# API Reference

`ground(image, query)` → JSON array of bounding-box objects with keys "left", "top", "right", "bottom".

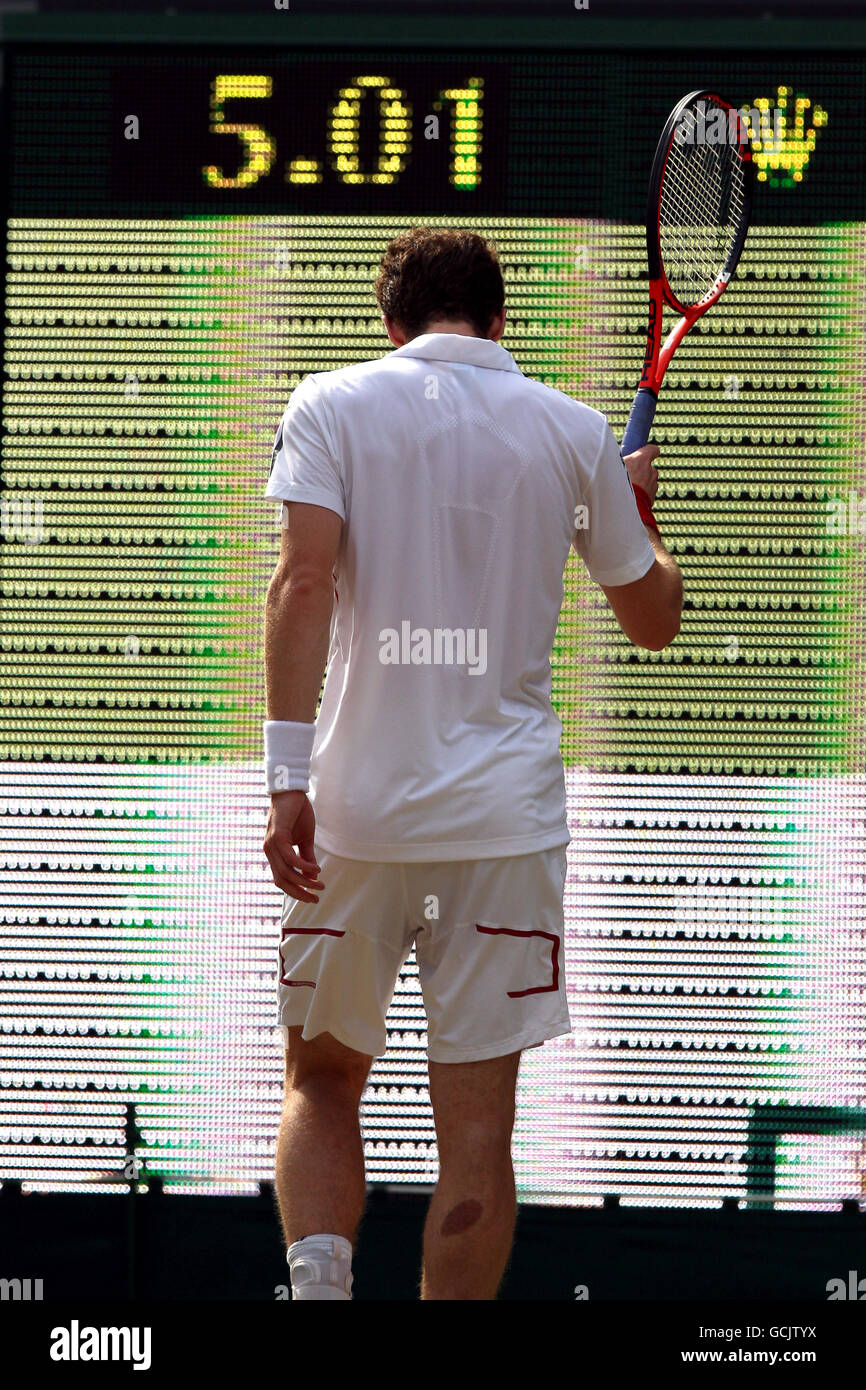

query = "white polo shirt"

[{"left": 265, "top": 332, "right": 655, "bottom": 861}]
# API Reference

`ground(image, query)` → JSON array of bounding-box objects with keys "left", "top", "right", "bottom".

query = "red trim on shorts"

[
  {"left": 474, "top": 925, "right": 560, "bottom": 997},
  {"left": 279, "top": 925, "right": 345, "bottom": 988}
]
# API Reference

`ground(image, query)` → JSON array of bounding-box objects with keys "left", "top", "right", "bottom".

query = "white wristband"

[{"left": 264, "top": 720, "right": 316, "bottom": 794}]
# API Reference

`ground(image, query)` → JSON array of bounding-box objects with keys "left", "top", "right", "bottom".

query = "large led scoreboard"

[{"left": 1, "top": 33, "right": 864, "bottom": 1207}]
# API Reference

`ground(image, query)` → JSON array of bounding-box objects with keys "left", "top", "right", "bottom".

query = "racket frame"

[{"left": 623, "top": 89, "right": 753, "bottom": 455}]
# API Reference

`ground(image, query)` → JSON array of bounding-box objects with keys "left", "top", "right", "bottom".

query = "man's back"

[{"left": 265, "top": 330, "right": 656, "bottom": 861}]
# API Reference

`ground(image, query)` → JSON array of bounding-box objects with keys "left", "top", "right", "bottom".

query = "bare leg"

[
  {"left": 420, "top": 1050, "right": 522, "bottom": 1300},
  {"left": 275, "top": 1027, "right": 373, "bottom": 1247}
]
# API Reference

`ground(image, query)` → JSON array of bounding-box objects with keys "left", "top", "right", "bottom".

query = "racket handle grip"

[{"left": 621, "top": 388, "right": 658, "bottom": 455}]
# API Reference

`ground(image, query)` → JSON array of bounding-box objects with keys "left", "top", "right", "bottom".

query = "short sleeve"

[
  {"left": 572, "top": 418, "right": 657, "bottom": 586},
  {"left": 264, "top": 373, "right": 346, "bottom": 520}
]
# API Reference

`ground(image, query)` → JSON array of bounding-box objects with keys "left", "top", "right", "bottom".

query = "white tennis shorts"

[{"left": 276, "top": 845, "right": 571, "bottom": 1063}]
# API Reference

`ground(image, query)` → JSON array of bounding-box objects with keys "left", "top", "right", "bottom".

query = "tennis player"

[{"left": 262, "top": 226, "right": 683, "bottom": 1300}]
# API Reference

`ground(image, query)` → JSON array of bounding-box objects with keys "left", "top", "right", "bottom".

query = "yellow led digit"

[
  {"left": 326, "top": 76, "right": 412, "bottom": 186},
  {"left": 434, "top": 76, "right": 483, "bottom": 190},
  {"left": 203, "top": 75, "right": 276, "bottom": 190}
]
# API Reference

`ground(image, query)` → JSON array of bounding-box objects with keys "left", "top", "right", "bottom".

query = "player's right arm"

[{"left": 598, "top": 444, "right": 682, "bottom": 652}]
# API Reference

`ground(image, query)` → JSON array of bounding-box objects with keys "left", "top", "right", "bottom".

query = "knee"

[
  {"left": 436, "top": 1114, "right": 515, "bottom": 1171},
  {"left": 428, "top": 1052, "right": 520, "bottom": 1172},
  {"left": 287, "top": 1063, "right": 369, "bottom": 1100},
  {"left": 284, "top": 1029, "right": 372, "bottom": 1100}
]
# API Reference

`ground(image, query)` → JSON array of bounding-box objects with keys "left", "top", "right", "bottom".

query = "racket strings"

[{"left": 659, "top": 102, "right": 748, "bottom": 309}]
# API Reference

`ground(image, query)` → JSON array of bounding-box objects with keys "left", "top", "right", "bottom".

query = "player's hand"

[
  {"left": 622, "top": 443, "right": 660, "bottom": 505},
  {"left": 263, "top": 791, "right": 325, "bottom": 902}
]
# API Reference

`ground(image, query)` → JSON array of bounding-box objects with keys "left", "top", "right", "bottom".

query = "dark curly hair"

[{"left": 375, "top": 226, "right": 505, "bottom": 340}]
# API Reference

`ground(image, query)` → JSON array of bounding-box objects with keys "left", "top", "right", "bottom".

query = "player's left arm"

[
  {"left": 264, "top": 499, "right": 342, "bottom": 723},
  {"left": 263, "top": 500, "right": 341, "bottom": 902}
]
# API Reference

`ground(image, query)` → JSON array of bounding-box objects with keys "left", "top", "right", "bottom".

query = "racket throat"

[{"left": 639, "top": 280, "right": 665, "bottom": 390}]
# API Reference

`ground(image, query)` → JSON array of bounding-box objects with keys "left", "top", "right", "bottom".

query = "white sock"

[{"left": 287, "top": 1234, "right": 354, "bottom": 1301}]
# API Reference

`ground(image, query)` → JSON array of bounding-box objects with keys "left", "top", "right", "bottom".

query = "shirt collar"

[{"left": 388, "top": 331, "right": 523, "bottom": 374}]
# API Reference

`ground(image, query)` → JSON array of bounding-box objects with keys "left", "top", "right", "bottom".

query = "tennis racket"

[{"left": 621, "top": 88, "right": 754, "bottom": 456}]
